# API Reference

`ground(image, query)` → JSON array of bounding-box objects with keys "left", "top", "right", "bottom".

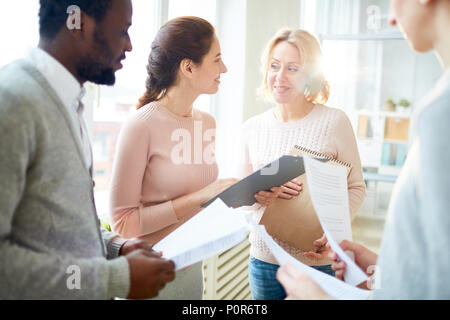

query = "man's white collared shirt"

[{"left": 25, "top": 48, "right": 93, "bottom": 173}]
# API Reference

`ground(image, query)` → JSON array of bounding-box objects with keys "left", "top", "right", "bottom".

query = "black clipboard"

[{"left": 201, "top": 155, "right": 308, "bottom": 208}]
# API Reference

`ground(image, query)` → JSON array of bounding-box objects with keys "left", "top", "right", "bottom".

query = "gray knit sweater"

[
  {"left": 0, "top": 60, "right": 130, "bottom": 299},
  {"left": 374, "top": 70, "right": 450, "bottom": 299}
]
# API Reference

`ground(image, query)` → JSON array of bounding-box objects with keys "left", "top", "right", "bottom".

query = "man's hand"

[
  {"left": 125, "top": 249, "right": 175, "bottom": 299},
  {"left": 119, "top": 239, "right": 162, "bottom": 257},
  {"left": 276, "top": 262, "right": 330, "bottom": 300}
]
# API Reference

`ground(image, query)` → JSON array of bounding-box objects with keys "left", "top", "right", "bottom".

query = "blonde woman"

[{"left": 239, "top": 29, "right": 366, "bottom": 300}]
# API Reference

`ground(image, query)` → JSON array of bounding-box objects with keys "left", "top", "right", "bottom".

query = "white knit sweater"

[{"left": 238, "top": 104, "right": 366, "bottom": 266}]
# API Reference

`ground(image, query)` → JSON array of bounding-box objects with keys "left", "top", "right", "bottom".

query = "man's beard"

[{"left": 76, "top": 28, "right": 117, "bottom": 85}]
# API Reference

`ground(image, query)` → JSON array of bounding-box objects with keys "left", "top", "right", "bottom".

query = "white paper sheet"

[
  {"left": 251, "top": 221, "right": 371, "bottom": 300},
  {"left": 153, "top": 199, "right": 249, "bottom": 270},
  {"left": 303, "top": 156, "right": 368, "bottom": 286}
]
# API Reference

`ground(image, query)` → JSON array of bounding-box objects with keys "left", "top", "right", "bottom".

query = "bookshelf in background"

[
  {"left": 314, "top": 0, "right": 441, "bottom": 221},
  {"left": 320, "top": 32, "right": 416, "bottom": 220},
  {"left": 356, "top": 109, "right": 411, "bottom": 171}
]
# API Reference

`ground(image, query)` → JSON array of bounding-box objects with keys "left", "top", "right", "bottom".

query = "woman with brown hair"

[{"left": 109, "top": 16, "right": 236, "bottom": 299}]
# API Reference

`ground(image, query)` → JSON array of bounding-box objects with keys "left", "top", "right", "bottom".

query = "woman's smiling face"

[
  {"left": 267, "top": 41, "right": 306, "bottom": 104},
  {"left": 191, "top": 35, "right": 228, "bottom": 95}
]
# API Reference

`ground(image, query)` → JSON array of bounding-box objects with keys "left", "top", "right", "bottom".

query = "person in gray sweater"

[
  {"left": 276, "top": 0, "right": 450, "bottom": 299},
  {"left": 0, "top": 0, "right": 175, "bottom": 299}
]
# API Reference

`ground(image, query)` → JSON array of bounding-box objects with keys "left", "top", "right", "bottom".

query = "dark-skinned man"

[{"left": 0, "top": 0, "right": 175, "bottom": 299}]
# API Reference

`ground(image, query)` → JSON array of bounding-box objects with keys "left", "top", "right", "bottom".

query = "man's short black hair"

[{"left": 39, "top": 0, "right": 113, "bottom": 39}]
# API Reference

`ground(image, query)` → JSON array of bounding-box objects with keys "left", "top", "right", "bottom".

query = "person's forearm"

[
  {"left": 348, "top": 183, "right": 366, "bottom": 220},
  {"left": 0, "top": 240, "right": 129, "bottom": 299},
  {"left": 171, "top": 189, "right": 206, "bottom": 220},
  {"left": 112, "top": 187, "right": 212, "bottom": 239}
]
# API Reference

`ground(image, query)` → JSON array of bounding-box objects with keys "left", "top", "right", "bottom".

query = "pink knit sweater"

[
  {"left": 109, "top": 102, "right": 218, "bottom": 243},
  {"left": 238, "top": 105, "right": 366, "bottom": 266}
]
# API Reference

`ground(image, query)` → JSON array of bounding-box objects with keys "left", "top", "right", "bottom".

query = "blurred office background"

[{"left": 0, "top": 0, "right": 442, "bottom": 299}]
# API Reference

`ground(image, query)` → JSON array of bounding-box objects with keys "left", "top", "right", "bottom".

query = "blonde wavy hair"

[{"left": 258, "top": 28, "right": 330, "bottom": 105}]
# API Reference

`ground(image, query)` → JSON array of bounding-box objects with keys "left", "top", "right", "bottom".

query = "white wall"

[
  {"left": 213, "top": 0, "right": 247, "bottom": 128},
  {"left": 214, "top": 0, "right": 301, "bottom": 128},
  {"left": 380, "top": 41, "right": 441, "bottom": 110},
  {"left": 213, "top": 0, "right": 300, "bottom": 177},
  {"left": 413, "top": 51, "right": 442, "bottom": 104},
  {"left": 242, "top": 0, "right": 300, "bottom": 121}
]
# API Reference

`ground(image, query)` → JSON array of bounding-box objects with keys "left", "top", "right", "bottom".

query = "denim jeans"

[{"left": 248, "top": 256, "right": 335, "bottom": 300}]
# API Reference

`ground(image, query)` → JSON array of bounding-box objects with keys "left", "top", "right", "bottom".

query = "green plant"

[
  {"left": 101, "top": 220, "right": 112, "bottom": 232},
  {"left": 383, "top": 98, "right": 396, "bottom": 111},
  {"left": 398, "top": 99, "right": 410, "bottom": 107},
  {"left": 386, "top": 98, "right": 395, "bottom": 105}
]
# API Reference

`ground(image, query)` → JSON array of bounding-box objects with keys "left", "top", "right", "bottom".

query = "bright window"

[
  {"left": 169, "top": 0, "right": 216, "bottom": 25},
  {"left": 0, "top": 1, "right": 39, "bottom": 67}
]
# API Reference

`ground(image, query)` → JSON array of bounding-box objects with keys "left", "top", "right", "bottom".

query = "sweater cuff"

[
  {"left": 106, "top": 256, "right": 130, "bottom": 299},
  {"left": 107, "top": 235, "right": 128, "bottom": 259}
]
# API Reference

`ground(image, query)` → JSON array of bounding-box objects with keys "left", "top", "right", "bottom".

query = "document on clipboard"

[
  {"left": 250, "top": 156, "right": 367, "bottom": 287},
  {"left": 303, "top": 156, "right": 368, "bottom": 286},
  {"left": 201, "top": 155, "right": 308, "bottom": 208},
  {"left": 259, "top": 146, "right": 352, "bottom": 252}
]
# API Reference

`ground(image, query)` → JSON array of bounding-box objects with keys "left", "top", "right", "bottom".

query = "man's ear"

[{"left": 180, "top": 58, "right": 195, "bottom": 79}]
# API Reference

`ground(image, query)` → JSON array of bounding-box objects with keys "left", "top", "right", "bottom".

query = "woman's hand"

[
  {"left": 303, "top": 234, "right": 330, "bottom": 260},
  {"left": 254, "top": 179, "right": 302, "bottom": 207},
  {"left": 328, "top": 240, "right": 378, "bottom": 288}
]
